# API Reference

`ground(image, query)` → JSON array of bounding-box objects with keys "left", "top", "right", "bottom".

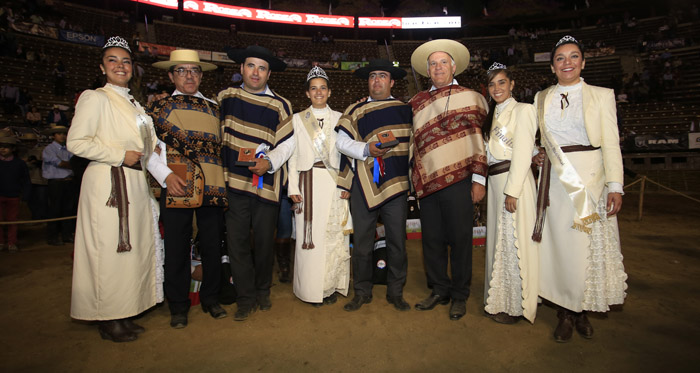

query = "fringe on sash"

[{"left": 107, "top": 166, "right": 132, "bottom": 253}]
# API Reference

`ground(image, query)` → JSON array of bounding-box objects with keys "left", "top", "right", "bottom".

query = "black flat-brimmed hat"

[
  {"left": 354, "top": 59, "right": 407, "bottom": 80},
  {"left": 226, "top": 45, "right": 287, "bottom": 72}
]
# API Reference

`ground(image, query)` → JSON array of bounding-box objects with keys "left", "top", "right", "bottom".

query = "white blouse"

[{"left": 544, "top": 79, "right": 591, "bottom": 147}]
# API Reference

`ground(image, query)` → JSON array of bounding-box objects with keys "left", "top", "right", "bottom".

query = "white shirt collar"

[
  {"left": 367, "top": 95, "right": 394, "bottom": 102},
  {"left": 172, "top": 89, "right": 216, "bottom": 104},
  {"left": 430, "top": 79, "right": 459, "bottom": 92}
]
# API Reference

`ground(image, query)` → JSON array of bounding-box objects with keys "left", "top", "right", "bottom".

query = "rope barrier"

[{"left": 0, "top": 215, "right": 76, "bottom": 225}]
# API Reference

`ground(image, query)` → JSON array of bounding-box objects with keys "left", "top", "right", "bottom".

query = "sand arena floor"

[{"left": 1, "top": 191, "right": 699, "bottom": 372}]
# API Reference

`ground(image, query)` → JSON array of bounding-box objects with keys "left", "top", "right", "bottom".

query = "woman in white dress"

[
  {"left": 288, "top": 66, "right": 352, "bottom": 306},
  {"left": 533, "top": 35, "right": 627, "bottom": 342},
  {"left": 68, "top": 36, "right": 163, "bottom": 342},
  {"left": 482, "top": 62, "right": 539, "bottom": 324}
]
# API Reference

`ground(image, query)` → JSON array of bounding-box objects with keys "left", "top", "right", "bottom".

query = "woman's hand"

[
  {"left": 607, "top": 192, "right": 622, "bottom": 216},
  {"left": 505, "top": 195, "right": 518, "bottom": 213},
  {"left": 290, "top": 195, "right": 303, "bottom": 203},
  {"left": 123, "top": 151, "right": 143, "bottom": 167},
  {"left": 340, "top": 191, "right": 350, "bottom": 199}
]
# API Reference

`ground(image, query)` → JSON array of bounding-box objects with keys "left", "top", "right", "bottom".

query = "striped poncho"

[
  {"left": 218, "top": 87, "right": 293, "bottom": 204},
  {"left": 336, "top": 98, "right": 412, "bottom": 210},
  {"left": 409, "top": 85, "right": 488, "bottom": 199}
]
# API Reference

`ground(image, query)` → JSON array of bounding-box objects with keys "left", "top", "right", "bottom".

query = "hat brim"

[
  {"left": 354, "top": 65, "right": 407, "bottom": 80},
  {"left": 226, "top": 47, "right": 287, "bottom": 72},
  {"left": 152, "top": 60, "right": 217, "bottom": 71},
  {"left": 411, "top": 39, "right": 470, "bottom": 78},
  {"left": 44, "top": 128, "right": 68, "bottom": 135}
]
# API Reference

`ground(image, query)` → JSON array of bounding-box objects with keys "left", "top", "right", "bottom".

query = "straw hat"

[
  {"left": 44, "top": 125, "right": 69, "bottom": 135},
  {"left": 153, "top": 49, "right": 217, "bottom": 71},
  {"left": 410, "top": 39, "right": 470, "bottom": 78},
  {"left": 0, "top": 136, "right": 17, "bottom": 146}
]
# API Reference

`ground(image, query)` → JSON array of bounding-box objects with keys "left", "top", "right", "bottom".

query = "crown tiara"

[
  {"left": 555, "top": 35, "right": 579, "bottom": 47},
  {"left": 103, "top": 36, "right": 131, "bottom": 53},
  {"left": 488, "top": 62, "right": 507, "bottom": 71},
  {"left": 307, "top": 66, "right": 329, "bottom": 82}
]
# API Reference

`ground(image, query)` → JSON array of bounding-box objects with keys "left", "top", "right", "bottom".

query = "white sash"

[{"left": 300, "top": 108, "right": 338, "bottom": 181}]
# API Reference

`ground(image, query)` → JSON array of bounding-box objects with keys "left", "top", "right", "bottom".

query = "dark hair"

[
  {"left": 305, "top": 76, "right": 329, "bottom": 91},
  {"left": 100, "top": 46, "right": 133, "bottom": 61},
  {"left": 481, "top": 68, "right": 514, "bottom": 141},
  {"left": 550, "top": 39, "right": 585, "bottom": 65}
]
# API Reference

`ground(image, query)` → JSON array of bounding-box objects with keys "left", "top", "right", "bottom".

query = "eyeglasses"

[{"left": 172, "top": 68, "right": 202, "bottom": 77}]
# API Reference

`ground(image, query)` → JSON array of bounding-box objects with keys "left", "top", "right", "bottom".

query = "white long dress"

[
  {"left": 484, "top": 98, "right": 539, "bottom": 323},
  {"left": 536, "top": 81, "right": 627, "bottom": 313},
  {"left": 288, "top": 105, "right": 352, "bottom": 303},
  {"left": 68, "top": 84, "right": 164, "bottom": 320}
]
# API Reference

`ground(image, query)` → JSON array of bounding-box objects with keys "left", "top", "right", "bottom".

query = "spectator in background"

[
  {"left": 18, "top": 132, "right": 48, "bottom": 221},
  {"left": 0, "top": 136, "right": 31, "bottom": 253},
  {"left": 42, "top": 125, "right": 74, "bottom": 246},
  {"left": 53, "top": 61, "right": 67, "bottom": 96},
  {"left": 26, "top": 106, "right": 41, "bottom": 126},
  {"left": 46, "top": 105, "right": 68, "bottom": 126},
  {"left": 1, "top": 79, "right": 19, "bottom": 114}
]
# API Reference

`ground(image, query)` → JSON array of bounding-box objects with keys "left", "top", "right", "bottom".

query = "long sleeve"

[
  {"left": 66, "top": 90, "right": 126, "bottom": 167},
  {"left": 146, "top": 140, "right": 171, "bottom": 187},
  {"left": 335, "top": 131, "right": 367, "bottom": 160},
  {"left": 267, "top": 135, "right": 295, "bottom": 173},
  {"left": 504, "top": 104, "right": 538, "bottom": 198},
  {"left": 598, "top": 89, "right": 624, "bottom": 186}
]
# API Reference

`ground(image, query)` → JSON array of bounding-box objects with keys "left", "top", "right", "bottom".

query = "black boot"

[
  {"left": 554, "top": 307, "right": 575, "bottom": 343},
  {"left": 275, "top": 239, "right": 292, "bottom": 283}
]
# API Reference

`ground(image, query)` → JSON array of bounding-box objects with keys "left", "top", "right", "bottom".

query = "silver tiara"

[
  {"left": 307, "top": 66, "right": 329, "bottom": 82},
  {"left": 555, "top": 35, "right": 578, "bottom": 47},
  {"left": 103, "top": 36, "right": 131, "bottom": 53},
  {"left": 488, "top": 62, "right": 507, "bottom": 71}
]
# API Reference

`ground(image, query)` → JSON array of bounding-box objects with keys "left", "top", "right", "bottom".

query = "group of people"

[{"left": 64, "top": 34, "right": 627, "bottom": 345}]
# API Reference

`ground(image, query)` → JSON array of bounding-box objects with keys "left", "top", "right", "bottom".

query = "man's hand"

[
  {"left": 505, "top": 195, "right": 518, "bottom": 213},
  {"left": 165, "top": 173, "right": 187, "bottom": 197},
  {"left": 606, "top": 192, "right": 622, "bottom": 217},
  {"left": 533, "top": 147, "right": 545, "bottom": 167},
  {"left": 58, "top": 160, "right": 71, "bottom": 169},
  {"left": 340, "top": 191, "right": 350, "bottom": 199},
  {"left": 368, "top": 142, "right": 389, "bottom": 158},
  {"left": 249, "top": 158, "right": 271, "bottom": 176},
  {"left": 290, "top": 195, "right": 302, "bottom": 203},
  {"left": 471, "top": 182, "right": 485, "bottom": 203},
  {"left": 123, "top": 151, "right": 143, "bottom": 167}
]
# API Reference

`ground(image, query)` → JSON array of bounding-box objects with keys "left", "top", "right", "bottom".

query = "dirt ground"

[{"left": 1, "top": 191, "right": 699, "bottom": 372}]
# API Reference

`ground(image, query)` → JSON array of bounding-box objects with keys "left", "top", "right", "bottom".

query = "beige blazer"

[
  {"left": 535, "top": 81, "right": 623, "bottom": 185},
  {"left": 488, "top": 101, "right": 538, "bottom": 199},
  {"left": 288, "top": 107, "right": 342, "bottom": 196}
]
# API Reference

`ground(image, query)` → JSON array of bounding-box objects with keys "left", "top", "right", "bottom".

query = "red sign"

[
  {"left": 133, "top": 0, "right": 354, "bottom": 28},
  {"left": 358, "top": 17, "right": 402, "bottom": 29}
]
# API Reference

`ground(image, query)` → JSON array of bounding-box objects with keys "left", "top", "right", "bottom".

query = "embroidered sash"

[{"left": 535, "top": 88, "right": 603, "bottom": 237}]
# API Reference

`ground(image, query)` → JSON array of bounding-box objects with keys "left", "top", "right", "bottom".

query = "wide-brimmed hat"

[
  {"left": 411, "top": 39, "right": 470, "bottom": 78},
  {"left": 226, "top": 45, "right": 287, "bottom": 72},
  {"left": 354, "top": 59, "right": 407, "bottom": 80},
  {"left": 0, "top": 136, "right": 17, "bottom": 146},
  {"left": 153, "top": 49, "right": 217, "bottom": 71},
  {"left": 19, "top": 132, "right": 38, "bottom": 140},
  {"left": 44, "top": 125, "right": 69, "bottom": 135}
]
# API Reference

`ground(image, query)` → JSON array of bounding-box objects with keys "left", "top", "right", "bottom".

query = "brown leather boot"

[
  {"left": 574, "top": 311, "right": 594, "bottom": 339},
  {"left": 98, "top": 320, "right": 137, "bottom": 342},
  {"left": 554, "top": 308, "right": 575, "bottom": 343},
  {"left": 275, "top": 239, "right": 292, "bottom": 283}
]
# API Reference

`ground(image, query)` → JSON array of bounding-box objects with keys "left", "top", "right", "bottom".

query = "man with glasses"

[
  {"left": 148, "top": 50, "right": 229, "bottom": 329},
  {"left": 335, "top": 59, "right": 413, "bottom": 312}
]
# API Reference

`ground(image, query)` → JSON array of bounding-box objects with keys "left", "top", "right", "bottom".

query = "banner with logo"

[
  {"left": 139, "top": 42, "right": 177, "bottom": 56},
  {"left": 59, "top": 30, "right": 105, "bottom": 47},
  {"left": 633, "top": 133, "right": 688, "bottom": 151},
  {"left": 689, "top": 133, "right": 700, "bottom": 150}
]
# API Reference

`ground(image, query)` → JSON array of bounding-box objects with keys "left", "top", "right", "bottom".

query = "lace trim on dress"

[
  {"left": 582, "top": 190, "right": 628, "bottom": 311},
  {"left": 322, "top": 188, "right": 351, "bottom": 297},
  {"left": 149, "top": 198, "right": 165, "bottom": 303},
  {"left": 485, "top": 202, "right": 524, "bottom": 317}
]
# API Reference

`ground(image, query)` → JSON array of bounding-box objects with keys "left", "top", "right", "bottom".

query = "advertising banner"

[
  {"left": 59, "top": 30, "right": 105, "bottom": 47},
  {"left": 139, "top": 42, "right": 177, "bottom": 56},
  {"left": 633, "top": 133, "right": 688, "bottom": 151},
  {"left": 340, "top": 61, "right": 369, "bottom": 71},
  {"left": 689, "top": 133, "right": 700, "bottom": 150}
]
